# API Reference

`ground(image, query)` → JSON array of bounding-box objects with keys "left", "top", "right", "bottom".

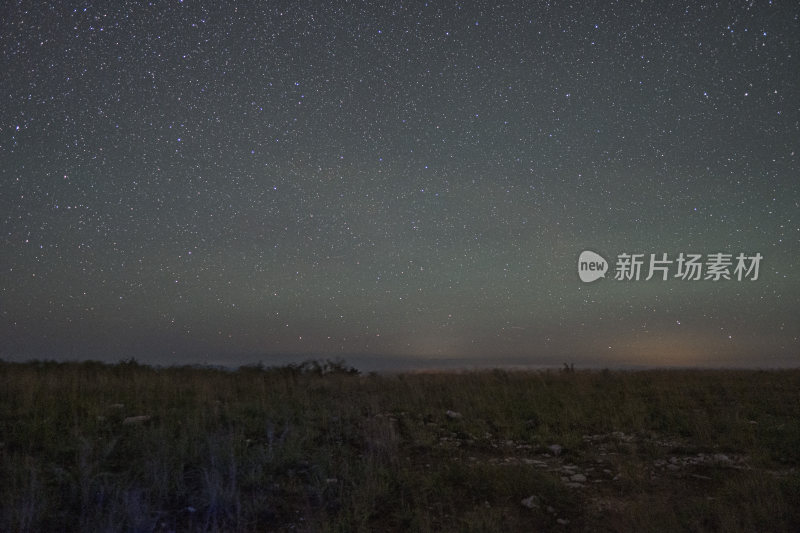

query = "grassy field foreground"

[{"left": 1, "top": 360, "right": 799, "bottom": 532}]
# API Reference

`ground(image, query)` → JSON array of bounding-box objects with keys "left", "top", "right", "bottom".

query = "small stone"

[
  {"left": 522, "top": 458, "right": 548, "bottom": 467},
  {"left": 521, "top": 495, "right": 540, "bottom": 509},
  {"left": 122, "top": 415, "right": 151, "bottom": 425},
  {"left": 570, "top": 473, "right": 587, "bottom": 482},
  {"left": 556, "top": 518, "right": 570, "bottom": 525},
  {"left": 547, "top": 444, "right": 563, "bottom": 456},
  {"left": 445, "top": 410, "right": 463, "bottom": 419}
]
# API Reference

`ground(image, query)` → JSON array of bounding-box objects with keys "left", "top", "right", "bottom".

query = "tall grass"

[{"left": 1, "top": 360, "right": 798, "bottom": 531}]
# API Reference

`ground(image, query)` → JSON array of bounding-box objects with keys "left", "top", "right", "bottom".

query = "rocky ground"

[
  {"left": 370, "top": 408, "right": 798, "bottom": 530},
  {"left": 3, "top": 363, "right": 799, "bottom": 531}
]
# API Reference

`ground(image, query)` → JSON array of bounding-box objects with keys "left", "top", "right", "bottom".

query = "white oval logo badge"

[{"left": 578, "top": 250, "right": 608, "bottom": 283}]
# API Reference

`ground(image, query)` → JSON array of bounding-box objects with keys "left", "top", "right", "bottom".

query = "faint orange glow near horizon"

[{"left": 608, "top": 331, "right": 755, "bottom": 367}]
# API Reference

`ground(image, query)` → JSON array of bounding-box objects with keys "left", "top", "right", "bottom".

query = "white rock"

[
  {"left": 122, "top": 415, "right": 151, "bottom": 425},
  {"left": 570, "top": 473, "right": 587, "bottom": 482},
  {"left": 520, "top": 495, "right": 540, "bottom": 509},
  {"left": 547, "top": 444, "right": 563, "bottom": 456},
  {"left": 522, "top": 458, "right": 548, "bottom": 467},
  {"left": 445, "top": 410, "right": 463, "bottom": 419}
]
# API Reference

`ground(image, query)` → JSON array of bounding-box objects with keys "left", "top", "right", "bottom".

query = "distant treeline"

[{"left": 0, "top": 357, "right": 361, "bottom": 377}]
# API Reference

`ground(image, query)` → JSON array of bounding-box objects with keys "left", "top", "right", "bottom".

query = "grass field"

[{"left": 1, "top": 359, "right": 799, "bottom": 532}]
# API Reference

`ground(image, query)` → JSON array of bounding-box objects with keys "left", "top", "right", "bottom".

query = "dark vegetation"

[{"left": 1, "top": 359, "right": 799, "bottom": 531}]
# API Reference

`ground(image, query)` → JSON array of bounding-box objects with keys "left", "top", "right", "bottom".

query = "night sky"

[{"left": 2, "top": 1, "right": 798, "bottom": 370}]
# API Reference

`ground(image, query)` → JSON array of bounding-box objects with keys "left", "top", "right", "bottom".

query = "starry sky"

[{"left": 2, "top": 1, "right": 798, "bottom": 370}]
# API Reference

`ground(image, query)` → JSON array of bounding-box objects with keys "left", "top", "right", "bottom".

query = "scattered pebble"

[
  {"left": 520, "top": 494, "right": 540, "bottom": 509},
  {"left": 122, "top": 415, "right": 151, "bottom": 425},
  {"left": 522, "top": 458, "right": 548, "bottom": 467}
]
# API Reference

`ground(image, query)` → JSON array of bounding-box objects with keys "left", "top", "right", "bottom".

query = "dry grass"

[{"left": 1, "top": 360, "right": 799, "bottom": 531}]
